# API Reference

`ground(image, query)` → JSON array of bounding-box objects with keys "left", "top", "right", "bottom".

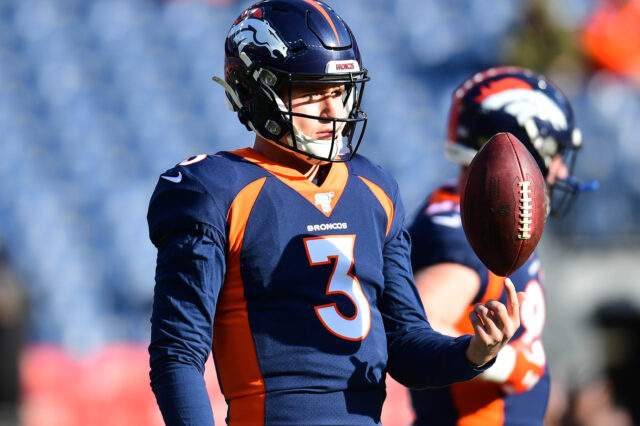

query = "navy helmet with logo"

[
  {"left": 213, "top": 0, "right": 369, "bottom": 162},
  {"left": 445, "top": 66, "right": 591, "bottom": 217}
]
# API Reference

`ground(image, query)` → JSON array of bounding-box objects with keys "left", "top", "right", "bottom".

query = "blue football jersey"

[
  {"left": 408, "top": 183, "right": 550, "bottom": 426},
  {"left": 147, "top": 150, "right": 486, "bottom": 425}
]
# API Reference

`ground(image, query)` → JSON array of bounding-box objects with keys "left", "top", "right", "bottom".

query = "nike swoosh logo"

[
  {"left": 431, "top": 215, "right": 462, "bottom": 228},
  {"left": 161, "top": 171, "right": 182, "bottom": 183}
]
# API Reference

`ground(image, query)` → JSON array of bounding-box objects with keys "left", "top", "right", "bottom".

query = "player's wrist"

[{"left": 464, "top": 338, "right": 494, "bottom": 368}]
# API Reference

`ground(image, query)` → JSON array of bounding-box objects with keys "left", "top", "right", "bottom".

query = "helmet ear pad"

[{"left": 224, "top": 60, "right": 289, "bottom": 140}]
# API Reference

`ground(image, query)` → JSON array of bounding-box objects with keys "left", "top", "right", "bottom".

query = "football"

[{"left": 460, "top": 132, "right": 547, "bottom": 277}]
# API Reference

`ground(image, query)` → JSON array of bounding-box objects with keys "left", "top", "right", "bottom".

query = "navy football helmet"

[
  {"left": 446, "top": 66, "right": 588, "bottom": 217},
  {"left": 213, "top": 0, "right": 369, "bottom": 162}
]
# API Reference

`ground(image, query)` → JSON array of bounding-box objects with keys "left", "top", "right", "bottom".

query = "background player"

[
  {"left": 147, "top": 2, "right": 523, "bottom": 425},
  {"left": 408, "top": 66, "right": 586, "bottom": 425}
]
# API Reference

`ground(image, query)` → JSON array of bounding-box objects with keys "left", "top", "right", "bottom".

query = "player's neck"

[{"left": 253, "top": 137, "right": 331, "bottom": 185}]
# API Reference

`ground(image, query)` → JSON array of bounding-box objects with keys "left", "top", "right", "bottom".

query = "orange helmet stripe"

[{"left": 302, "top": 0, "right": 340, "bottom": 44}]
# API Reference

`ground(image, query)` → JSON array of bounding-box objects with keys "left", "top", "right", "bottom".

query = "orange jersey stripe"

[
  {"left": 213, "top": 177, "right": 267, "bottom": 425},
  {"left": 483, "top": 272, "right": 506, "bottom": 303},
  {"left": 233, "top": 147, "right": 349, "bottom": 217},
  {"left": 451, "top": 272, "right": 507, "bottom": 424},
  {"left": 358, "top": 176, "right": 394, "bottom": 237},
  {"left": 450, "top": 380, "right": 505, "bottom": 426}
]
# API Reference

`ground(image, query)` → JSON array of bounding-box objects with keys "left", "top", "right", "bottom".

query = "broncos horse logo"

[
  {"left": 314, "top": 192, "right": 335, "bottom": 213},
  {"left": 230, "top": 8, "right": 288, "bottom": 59},
  {"left": 476, "top": 78, "right": 570, "bottom": 160},
  {"left": 475, "top": 78, "right": 568, "bottom": 132}
]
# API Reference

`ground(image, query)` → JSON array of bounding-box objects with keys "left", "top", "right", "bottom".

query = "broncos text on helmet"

[{"left": 213, "top": 0, "right": 369, "bottom": 163}]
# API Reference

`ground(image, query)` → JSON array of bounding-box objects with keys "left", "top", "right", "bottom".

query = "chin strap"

[
  {"left": 211, "top": 76, "right": 243, "bottom": 112},
  {"left": 213, "top": 56, "right": 347, "bottom": 162}
]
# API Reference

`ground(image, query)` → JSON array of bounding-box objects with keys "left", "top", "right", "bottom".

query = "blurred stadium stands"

[{"left": 1, "top": 0, "right": 640, "bottom": 424}]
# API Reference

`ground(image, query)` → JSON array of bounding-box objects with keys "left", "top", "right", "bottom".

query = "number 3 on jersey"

[{"left": 304, "top": 235, "right": 371, "bottom": 341}]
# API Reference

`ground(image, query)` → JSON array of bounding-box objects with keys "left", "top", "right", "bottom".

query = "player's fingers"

[
  {"left": 503, "top": 278, "right": 519, "bottom": 319},
  {"left": 474, "top": 303, "right": 502, "bottom": 342},
  {"left": 485, "top": 299, "right": 507, "bottom": 316},
  {"left": 485, "top": 299, "right": 507, "bottom": 330},
  {"left": 469, "top": 310, "right": 489, "bottom": 341},
  {"left": 474, "top": 303, "right": 490, "bottom": 321}
]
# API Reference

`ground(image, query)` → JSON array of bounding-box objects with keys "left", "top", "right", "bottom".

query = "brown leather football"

[{"left": 460, "top": 132, "right": 547, "bottom": 277}]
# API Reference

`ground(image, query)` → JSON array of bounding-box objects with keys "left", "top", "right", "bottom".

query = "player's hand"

[{"left": 465, "top": 278, "right": 526, "bottom": 367}]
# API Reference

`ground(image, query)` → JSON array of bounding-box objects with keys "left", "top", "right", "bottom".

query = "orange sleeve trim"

[
  {"left": 358, "top": 176, "right": 394, "bottom": 237},
  {"left": 213, "top": 177, "right": 267, "bottom": 425}
]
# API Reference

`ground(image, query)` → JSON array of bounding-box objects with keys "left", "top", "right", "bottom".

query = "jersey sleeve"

[
  {"left": 149, "top": 230, "right": 226, "bottom": 425},
  {"left": 408, "top": 205, "right": 485, "bottom": 274},
  {"left": 380, "top": 189, "right": 491, "bottom": 388},
  {"left": 147, "top": 165, "right": 229, "bottom": 425},
  {"left": 408, "top": 202, "right": 491, "bottom": 304}
]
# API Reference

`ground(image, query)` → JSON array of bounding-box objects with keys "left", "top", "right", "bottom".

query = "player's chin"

[{"left": 313, "top": 135, "right": 344, "bottom": 163}]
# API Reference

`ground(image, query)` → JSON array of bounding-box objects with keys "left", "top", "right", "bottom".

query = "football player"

[
  {"left": 408, "top": 66, "right": 587, "bottom": 425},
  {"left": 147, "top": 2, "right": 523, "bottom": 425}
]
